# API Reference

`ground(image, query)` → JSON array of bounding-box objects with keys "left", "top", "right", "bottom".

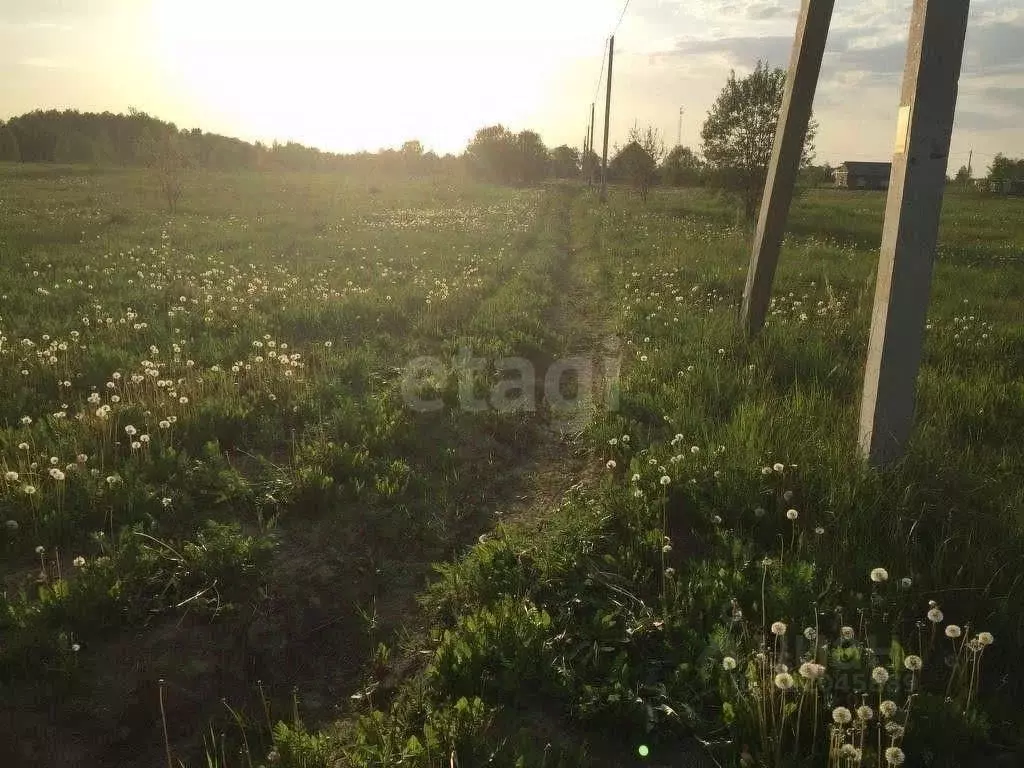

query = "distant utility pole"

[
  {"left": 677, "top": 106, "right": 684, "bottom": 147},
  {"left": 599, "top": 35, "right": 615, "bottom": 203},
  {"left": 589, "top": 102, "right": 596, "bottom": 186},
  {"left": 967, "top": 148, "right": 973, "bottom": 178}
]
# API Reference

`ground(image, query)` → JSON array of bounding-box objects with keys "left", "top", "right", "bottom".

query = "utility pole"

[
  {"left": 967, "top": 148, "right": 973, "bottom": 179},
  {"left": 677, "top": 106, "right": 683, "bottom": 148},
  {"left": 589, "top": 102, "right": 596, "bottom": 186},
  {"left": 858, "top": 0, "right": 970, "bottom": 466},
  {"left": 740, "top": 0, "right": 835, "bottom": 336},
  {"left": 599, "top": 35, "right": 614, "bottom": 203}
]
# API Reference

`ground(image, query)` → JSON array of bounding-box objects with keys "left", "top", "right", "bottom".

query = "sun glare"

[{"left": 148, "top": 0, "right": 615, "bottom": 153}]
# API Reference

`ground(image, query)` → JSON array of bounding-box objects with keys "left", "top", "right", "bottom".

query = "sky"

[{"left": 1, "top": 0, "right": 1022, "bottom": 172}]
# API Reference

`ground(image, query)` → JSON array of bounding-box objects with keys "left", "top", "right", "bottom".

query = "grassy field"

[{"left": 1, "top": 164, "right": 1022, "bottom": 767}]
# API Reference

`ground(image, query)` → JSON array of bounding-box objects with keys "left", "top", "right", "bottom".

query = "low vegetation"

[{"left": 1, "top": 160, "right": 1022, "bottom": 767}]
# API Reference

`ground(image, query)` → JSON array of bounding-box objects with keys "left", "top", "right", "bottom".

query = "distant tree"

[
  {"left": 137, "top": 129, "right": 192, "bottom": 213},
  {"left": 514, "top": 130, "right": 549, "bottom": 185},
  {"left": 799, "top": 162, "right": 834, "bottom": 187},
  {"left": 549, "top": 145, "right": 580, "bottom": 179},
  {"left": 0, "top": 123, "right": 19, "bottom": 162},
  {"left": 987, "top": 153, "right": 1024, "bottom": 185},
  {"left": 466, "top": 125, "right": 517, "bottom": 183},
  {"left": 701, "top": 61, "right": 817, "bottom": 221},
  {"left": 54, "top": 131, "right": 97, "bottom": 164},
  {"left": 609, "top": 124, "right": 665, "bottom": 202},
  {"left": 610, "top": 142, "right": 658, "bottom": 202},
  {"left": 953, "top": 165, "right": 971, "bottom": 186},
  {"left": 465, "top": 125, "right": 548, "bottom": 186},
  {"left": 662, "top": 145, "right": 704, "bottom": 186}
]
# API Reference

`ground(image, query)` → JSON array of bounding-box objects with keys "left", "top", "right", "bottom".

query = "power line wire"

[
  {"left": 591, "top": 38, "right": 608, "bottom": 105},
  {"left": 613, "top": 0, "right": 632, "bottom": 36}
]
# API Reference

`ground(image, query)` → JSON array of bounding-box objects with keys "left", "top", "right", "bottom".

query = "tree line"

[{"left": 0, "top": 108, "right": 465, "bottom": 177}]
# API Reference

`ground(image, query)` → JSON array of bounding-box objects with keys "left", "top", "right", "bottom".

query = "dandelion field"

[{"left": 1, "top": 164, "right": 1023, "bottom": 768}]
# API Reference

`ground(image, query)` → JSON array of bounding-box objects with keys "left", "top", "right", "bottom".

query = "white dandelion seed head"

[
  {"left": 904, "top": 655, "right": 923, "bottom": 671},
  {"left": 840, "top": 626, "right": 855, "bottom": 641},
  {"left": 977, "top": 631, "right": 994, "bottom": 646},
  {"left": 945, "top": 624, "right": 962, "bottom": 639},
  {"left": 606, "top": 460, "right": 616, "bottom": 470},
  {"left": 722, "top": 656, "right": 737, "bottom": 671},
  {"left": 774, "top": 672, "right": 794, "bottom": 690},
  {"left": 870, "top": 567, "right": 889, "bottom": 583},
  {"left": 884, "top": 746, "right": 905, "bottom": 765},
  {"left": 856, "top": 705, "right": 874, "bottom": 721},
  {"left": 72, "top": 556, "right": 85, "bottom": 567},
  {"left": 659, "top": 475, "right": 671, "bottom": 486},
  {"left": 770, "top": 621, "right": 787, "bottom": 636},
  {"left": 927, "top": 607, "right": 944, "bottom": 623},
  {"left": 772, "top": 462, "right": 785, "bottom": 473},
  {"left": 786, "top": 508, "right": 799, "bottom": 520},
  {"left": 832, "top": 706, "right": 853, "bottom": 725},
  {"left": 871, "top": 666, "right": 889, "bottom": 685},
  {"left": 880, "top": 700, "right": 898, "bottom": 718}
]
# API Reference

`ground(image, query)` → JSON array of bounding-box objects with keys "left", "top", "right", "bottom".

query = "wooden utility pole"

[
  {"left": 588, "top": 102, "right": 596, "bottom": 186},
  {"left": 739, "top": 0, "right": 836, "bottom": 337},
  {"left": 858, "top": 0, "right": 970, "bottom": 466},
  {"left": 599, "top": 35, "right": 614, "bottom": 203}
]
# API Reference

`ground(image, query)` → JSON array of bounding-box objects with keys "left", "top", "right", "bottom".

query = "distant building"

[
  {"left": 988, "top": 179, "right": 1024, "bottom": 196},
  {"left": 834, "top": 161, "right": 892, "bottom": 190}
]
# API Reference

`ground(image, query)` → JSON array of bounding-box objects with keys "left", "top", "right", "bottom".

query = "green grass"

[
  {"left": 328, "top": 185, "right": 1024, "bottom": 767},
  {"left": 1, "top": 164, "right": 1022, "bottom": 767}
]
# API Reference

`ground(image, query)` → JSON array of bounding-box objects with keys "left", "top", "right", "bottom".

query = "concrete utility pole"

[
  {"left": 599, "top": 35, "right": 614, "bottom": 203},
  {"left": 859, "top": 0, "right": 971, "bottom": 466},
  {"left": 739, "top": 0, "right": 836, "bottom": 337},
  {"left": 677, "top": 106, "right": 683, "bottom": 148}
]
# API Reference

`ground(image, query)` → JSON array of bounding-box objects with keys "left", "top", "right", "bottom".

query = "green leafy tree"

[
  {"left": 0, "top": 123, "right": 19, "bottom": 161},
  {"left": 465, "top": 125, "right": 517, "bottom": 183},
  {"left": 610, "top": 142, "right": 657, "bottom": 202},
  {"left": 662, "top": 145, "right": 704, "bottom": 186},
  {"left": 701, "top": 61, "right": 817, "bottom": 221},
  {"left": 611, "top": 124, "right": 664, "bottom": 202},
  {"left": 549, "top": 145, "right": 580, "bottom": 179},
  {"left": 465, "top": 126, "right": 548, "bottom": 186},
  {"left": 953, "top": 165, "right": 971, "bottom": 186},
  {"left": 987, "top": 154, "right": 1024, "bottom": 185}
]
